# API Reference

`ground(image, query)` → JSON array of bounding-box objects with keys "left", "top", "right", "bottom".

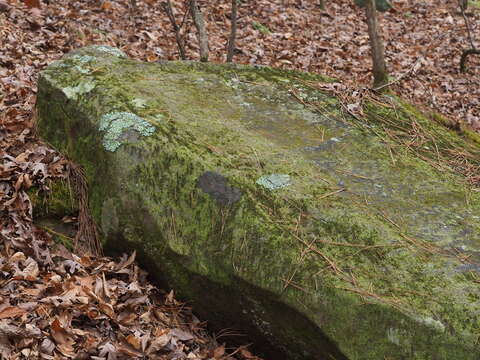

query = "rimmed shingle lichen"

[
  {"left": 88, "top": 45, "right": 127, "bottom": 58},
  {"left": 256, "top": 174, "right": 291, "bottom": 189},
  {"left": 62, "top": 81, "right": 96, "bottom": 100},
  {"left": 98, "top": 111, "right": 156, "bottom": 152}
]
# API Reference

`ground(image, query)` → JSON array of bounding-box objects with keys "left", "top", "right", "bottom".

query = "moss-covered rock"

[{"left": 36, "top": 46, "right": 480, "bottom": 360}]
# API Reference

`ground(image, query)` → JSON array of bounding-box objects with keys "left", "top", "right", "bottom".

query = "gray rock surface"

[{"left": 36, "top": 46, "right": 480, "bottom": 360}]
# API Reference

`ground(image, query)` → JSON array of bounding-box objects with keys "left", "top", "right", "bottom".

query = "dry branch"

[{"left": 161, "top": 0, "right": 187, "bottom": 60}]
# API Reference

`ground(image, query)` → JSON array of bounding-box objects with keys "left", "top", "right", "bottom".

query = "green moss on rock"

[
  {"left": 29, "top": 179, "right": 76, "bottom": 218},
  {"left": 35, "top": 46, "right": 480, "bottom": 360}
]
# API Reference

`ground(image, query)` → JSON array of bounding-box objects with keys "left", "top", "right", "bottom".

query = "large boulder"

[{"left": 36, "top": 46, "right": 480, "bottom": 360}]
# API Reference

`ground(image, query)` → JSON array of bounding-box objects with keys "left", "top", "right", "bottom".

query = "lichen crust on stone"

[
  {"left": 131, "top": 98, "right": 148, "bottom": 109},
  {"left": 62, "top": 81, "right": 96, "bottom": 100},
  {"left": 98, "top": 111, "right": 156, "bottom": 152},
  {"left": 256, "top": 174, "right": 291, "bottom": 189},
  {"left": 70, "top": 54, "right": 96, "bottom": 64},
  {"left": 48, "top": 60, "right": 69, "bottom": 69},
  {"left": 413, "top": 315, "right": 445, "bottom": 333},
  {"left": 88, "top": 45, "right": 127, "bottom": 58}
]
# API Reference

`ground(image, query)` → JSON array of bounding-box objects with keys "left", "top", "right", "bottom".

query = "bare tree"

[
  {"left": 459, "top": 0, "right": 479, "bottom": 72},
  {"left": 189, "top": 0, "right": 209, "bottom": 62},
  {"left": 129, "top": 0, "right": 137, "bottom": 11},
  {"left": 364, "top": 0, "right": 388, "bottom": 89},
  {"left": 226, "top": 0, "right": 238, "bottom": 62},
  {"left": 161, "top": 0, "right": 187, "bottom": 60}
]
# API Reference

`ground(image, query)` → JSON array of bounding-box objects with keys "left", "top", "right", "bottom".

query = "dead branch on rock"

[
  {"left": 189, "top": 0, "right": 209, "bottom": 62},
  {"left": 161, "top": 0, "right": 187, "bottom": 60}
]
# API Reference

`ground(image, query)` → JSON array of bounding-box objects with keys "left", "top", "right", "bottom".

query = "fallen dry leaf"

[{"left": 0, "top": 306, "right": 26, "bottom": 320}]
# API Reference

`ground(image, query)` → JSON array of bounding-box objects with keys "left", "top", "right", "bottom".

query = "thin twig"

[
  {"left": 161, "top": 0, "right": 187, "bottom": 60},
  {"left": 334, "top": 285, "right": 408, "bottom": 312},
  {"left": 281, "top": 277, "right": 310, "bottom": 293},
  {"left": 460, "top": 0, "right": 476, "bottom": 50},
  {"left": 292, "top": 233, "right": 344, "bottom": 275},
  {"left": 282, "top": 234, "right": 314, "bottom": 292},
  {"left": 318, "top": 188, "right": 344, "bottom": 200},
  {"left": 40, "top": 225, "right": 74, "bottom": 243},
  {"left": 317, "top": 238, "right": 403, "bottom": 250},
  {"left": 373, "top": 57, "right": 422, "bottom": 92}
]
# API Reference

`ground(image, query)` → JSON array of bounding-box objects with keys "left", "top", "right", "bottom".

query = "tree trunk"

[
  {"left": 365, "top": 0, "right": 388, "bottom": 89},
  {"left": 189, "top": 0, "right": 209, "bottom": 62},
  {"left": 129, "top": 0, "right": 137, "bottom": 11},
  {"left": 161, "top": 0, "right": 187, "bottom": 60},
  {"left": 226, "top": 0, "right": 238, "bottom": 62}
]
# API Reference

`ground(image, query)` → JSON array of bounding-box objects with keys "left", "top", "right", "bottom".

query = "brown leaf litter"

[{"left": 1, "top": 0, "right": 479, "bottom": 358}]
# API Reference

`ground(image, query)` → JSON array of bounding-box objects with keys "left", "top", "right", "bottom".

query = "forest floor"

[{"left": 0, "top": 0, "right": 479, "bottom": 358}]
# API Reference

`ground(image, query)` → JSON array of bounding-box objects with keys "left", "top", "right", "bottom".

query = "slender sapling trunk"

[
  {"left": 189, "top": 0, "right": 209, "bottom": 62},
  {"left": 226, "top": 0, "right": 238, "bottom": 62},
  {"left": 365, "top": 0, "right": 388, "bottom": 89}
]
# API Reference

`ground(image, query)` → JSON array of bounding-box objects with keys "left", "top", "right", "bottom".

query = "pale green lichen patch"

[
  {"left": 46, "top": 55, "right": 96, "bottom": 79},
  {"left": 62, "top": 81, "right": 96, "bottom": 100},
  {"left": 152, "top": 113, "right": 166, "bottom": 122},
  {"left": 98, "top": 111, "right": 156, "bottom": 152},
  {"left": 414, "top": 316, "right": 445, "bottom": 333},
  {"left": 73, "top": 66, "right": 91, "bottom": 74},
  {"left": 130, "top": 98, "right": 148, "bottom": 109},
  {"left": 88, "top": 45, "right": 126, "bottom": 58},
  {"left": 68, "top": 55, "right": 97, "bottom": 74},
  {"left": 48, "top": 60, "right": 70, "bottom": 69},
  {"left": 70, "top": 54, "right": 96, "bottom": 64},
  {"left": 256, "top": 174, "right": 291, "bottom": 189},
  {"left": 386, "top": 327, "right": 402, "bottom": 346}
]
